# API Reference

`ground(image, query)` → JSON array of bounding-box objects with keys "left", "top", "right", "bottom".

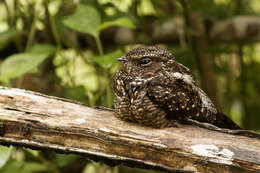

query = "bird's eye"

[{"left": 140, "top": 58, "right": 151, "bottom": 66}]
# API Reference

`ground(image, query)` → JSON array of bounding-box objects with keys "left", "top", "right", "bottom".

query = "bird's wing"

[
  {"left": 147, "top": 72, "right": 242, "bottom": 130},
  {"left": 147, "top": 72, "right": 202, "bottom": 120}
]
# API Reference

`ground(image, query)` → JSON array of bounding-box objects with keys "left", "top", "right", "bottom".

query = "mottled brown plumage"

[{"left": 114, "top": 46, "right": 241, "bottom": 130}]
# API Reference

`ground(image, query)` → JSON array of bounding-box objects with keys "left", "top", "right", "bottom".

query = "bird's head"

[{"left": 118, "top": 46, "right": 175, "bottom": 78}]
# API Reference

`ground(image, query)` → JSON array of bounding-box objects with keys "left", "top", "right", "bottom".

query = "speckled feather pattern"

[{"left": 114, "top": 46, "right": 241, "bottom": 130}]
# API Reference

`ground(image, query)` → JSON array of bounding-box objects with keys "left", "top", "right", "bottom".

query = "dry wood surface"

[{"left": 0, "top": 86, "right": 259, "bottom": 173}]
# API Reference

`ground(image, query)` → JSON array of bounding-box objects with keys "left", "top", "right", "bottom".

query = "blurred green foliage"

[{"left": 0, "top": 0, "right": 259, "bottom": 172}]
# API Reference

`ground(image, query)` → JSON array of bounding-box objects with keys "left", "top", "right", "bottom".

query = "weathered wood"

[{"left": 0, "top": 86, "right": 259, "bottom": 173}]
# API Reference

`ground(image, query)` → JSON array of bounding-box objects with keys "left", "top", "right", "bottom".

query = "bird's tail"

[{"left": 213, "top": 112, "right": 241, "bottom": 130}]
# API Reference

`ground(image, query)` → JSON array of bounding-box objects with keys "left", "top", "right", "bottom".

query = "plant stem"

[
  {"left": 106, "top": 79, "right": 112, "bottom": 108},
  {"left": 45, "top": 0, "right": 61, "bottom": 48},
  {"left": 4, "top": 0, "right": 15, "bottom": 27},
  {"left": 25, "top": 14, "right": 37, "bottom": 52},
  {"left": 94, "top": 35, "right": 113, "bottom": 108},
  {"left": 94, "top": 36, "right": 104, "bottom": 55}
]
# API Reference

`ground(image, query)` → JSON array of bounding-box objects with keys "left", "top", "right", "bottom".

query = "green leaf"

[
  {"left": 0, "top": 29, "right": 24, "bottom": 50},
  {"left": 53, "top": 49, "right": 98, "bottom": 92},
  {"left": 0, "top": 159, "right": 23, "bottom": 173},
  {"left": 99, "top": 17, "right": 135, "bottom": 32},
  {"left": 65, "top": 86, "right": 88, "bottom": 103},
  {"left": 62, "top": 5, "right": 101, "bottom": 37},
  {"left": 30, "top": 44, "right": 56, "bottom": 55},
  {"left": 25, "top": 148, "right": 39, "bottom": 157},
  {"left": 0, "top": 160, "right": 47, "bottom": 173},
  {"left": 91, "top": 49, "right": 123, "bottom": 69},
  {"left": 0, "top": 146, "right": 12, "bottom": 168},
  {"left": 22, "top": 162, "right": 47, "bottom": 172},
  {"left": 55, "top": 154, "right": 78, "bottom": 167},
  {"left": 0, "top": 53, "right": 50, "bottom": 82},
  {"left": 138, "top": 0, "right": 157, "bottom": 16}
]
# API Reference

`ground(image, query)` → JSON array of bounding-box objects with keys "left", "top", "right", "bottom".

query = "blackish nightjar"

[{"left": 113, "top": 46, "right": 241, "bottom": 130}]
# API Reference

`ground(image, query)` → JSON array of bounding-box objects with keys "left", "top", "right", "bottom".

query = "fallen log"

[{"left": 0, "top": 86, "right": 259, "bottom": 173}]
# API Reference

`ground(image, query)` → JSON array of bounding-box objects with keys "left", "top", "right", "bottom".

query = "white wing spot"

[
  {"left": 171, "top": 72, "right": 217, "bottom": 113},
  {"left": 172, "top": 72, "right": 194, "bottom": 85}
]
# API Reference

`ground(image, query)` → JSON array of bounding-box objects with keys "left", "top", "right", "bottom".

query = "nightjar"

[{"left": 113, "top": 46, "right": 241, "bottom": 130}]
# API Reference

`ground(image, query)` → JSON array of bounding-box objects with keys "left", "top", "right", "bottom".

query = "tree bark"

[
  {"left": 179, "top": 0, "right": 219, "bottom": 107},
  {"left": 0, "top": 87, "right": 259, "bottom": 173},
  {"left": 188, "top": 11, "right": 219, "bottom": 107}
]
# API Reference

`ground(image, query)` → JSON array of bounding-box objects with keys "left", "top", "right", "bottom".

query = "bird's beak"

[{"left": 117, "top": 56, "right": 127, "bottom": 62}]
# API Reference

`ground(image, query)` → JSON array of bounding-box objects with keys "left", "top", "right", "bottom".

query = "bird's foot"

[{"left": 164, "top": 120, "right": 182, "bottom": 128}]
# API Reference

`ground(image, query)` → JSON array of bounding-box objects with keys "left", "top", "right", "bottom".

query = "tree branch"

[
  {"left": 103, "top": 15, "right": 260, "bottom": 45},
  {"left": 0, "top": 87, "right": 259, "bottom": 173}
]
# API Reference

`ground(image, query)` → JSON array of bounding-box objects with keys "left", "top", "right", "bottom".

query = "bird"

[{"left": 113, "top": 46, "right": 241, "bottom": 130}]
